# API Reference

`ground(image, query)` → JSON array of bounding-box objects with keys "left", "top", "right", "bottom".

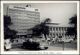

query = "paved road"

[{"left": 8, "top": 42, "right": 77, "bottom": 51}]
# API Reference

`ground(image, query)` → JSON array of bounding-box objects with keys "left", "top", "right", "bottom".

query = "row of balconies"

[
  {"left": 8, "top": 13, "right": 40, "bottom": 18},
  {"left": 11, "top": 20, "right": 39, "bottom": 24},
  {"left": 49, "top": 31, "right": 67, "bottom": 33},
  {"left": 9, "top": 9, "right": 40, "bottom": 14},
  {"left": 8, "top": 9, "right": 40, "bottom": 15},
  {"left": 49, "top": 33, "right": 67, "bottom": 36},
  {"left": 49, "top": 27, "right": 67, "bottom": 31}
]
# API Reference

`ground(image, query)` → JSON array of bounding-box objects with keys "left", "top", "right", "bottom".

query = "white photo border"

[{"left": 1, "top": 1, "right": 79, "bottom": 54}]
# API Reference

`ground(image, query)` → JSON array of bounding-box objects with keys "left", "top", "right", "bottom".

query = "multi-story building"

[{"left": 7, "top": 5, "right": 40, "bottom": 36}]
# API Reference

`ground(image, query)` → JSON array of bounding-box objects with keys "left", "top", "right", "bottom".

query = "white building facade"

[{"left": 47, "top": 24, "right": 75, "bottom": 42}]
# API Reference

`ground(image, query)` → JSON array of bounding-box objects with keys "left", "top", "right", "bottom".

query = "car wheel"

[
  {"left": 69, "top": 40, "right": 72, "bottom": 43},
  {"left": 4, "top": 46, "right": 10, "bottom": 51}
]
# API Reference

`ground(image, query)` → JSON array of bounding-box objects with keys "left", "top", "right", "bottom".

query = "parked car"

[
  {"left": 62, "top": 38, "right": 73, "bottom": 43},
  {"left": 22, "top": 39, "right": 48, "bottom": 50},
  {"left": 4, "top": 39, "right": 12, "bottom": 51},
  {"left": 58, "top": 38, "right": 73, "bottom": 43}
]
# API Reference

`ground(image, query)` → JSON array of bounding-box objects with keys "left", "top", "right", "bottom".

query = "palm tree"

[
  {"left": 66, "top": 15, "right": 77, "bottom": 40},
  {"left": 28, "top": 18, "right": 51, "bottom": 40}
]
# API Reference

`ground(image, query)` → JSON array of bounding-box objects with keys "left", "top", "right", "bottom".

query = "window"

[
  {"left": 53, "top": 27, "right": 54, "bottom": 30},
  {"left": 56, "top": 27, "right": 57, "bottom": 31},
  {"left": 35, "top": 9, "right": 38, "bottom": 11},
  {"left": 59, "top": 27, "right": 61, "bottom": 31},
  {"left": 49, "top": 27, "right": 52, "bottom": 31}
]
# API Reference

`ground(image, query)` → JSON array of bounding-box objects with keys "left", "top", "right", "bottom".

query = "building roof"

[
  {"left": 46, "top": 23, "right": 74, "bottom": 27},
  {"left": 8, "top": 5, "right": 40, "bottom": 12}
]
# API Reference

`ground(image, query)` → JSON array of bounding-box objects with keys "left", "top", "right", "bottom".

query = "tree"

[
  {"left": 66, "top": 15, "right": 77, "bottom": 40},
  {"left": 28, "top": 18, "right": 51, "bottom": 40},
  {"left": 4, "top": 15, "right": 17, "bottom": 39}
]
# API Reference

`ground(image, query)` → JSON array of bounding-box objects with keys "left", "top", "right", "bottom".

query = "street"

[{"left": 8, "top": 42, "right": 77, "bottom": 51}]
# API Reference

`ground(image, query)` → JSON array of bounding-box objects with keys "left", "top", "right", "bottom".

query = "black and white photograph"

[{"left": 1, "top": 1, "right": 79, "bottom": 54}]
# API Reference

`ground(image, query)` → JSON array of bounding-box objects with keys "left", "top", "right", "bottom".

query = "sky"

[{"left": 4, "top": 3, "right": 77, "bottom": 26}]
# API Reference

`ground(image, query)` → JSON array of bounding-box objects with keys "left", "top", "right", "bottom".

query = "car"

[
  {"left": 58, "top": 38, "right": 73, "bottom": 43},
  {"left": 39, "top": 40, "right": 48, "bottom": 49},
  {"left": 22, "top": 39, "right": 48, "bottom": 50},
  {"left": 4, "top": 39, "right": 12, "bottom": 51},
  {"left": 62, "top": 38, "right": 73, "bottom": 43}
]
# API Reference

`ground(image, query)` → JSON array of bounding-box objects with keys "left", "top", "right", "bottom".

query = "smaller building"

[{"left": 46, "top": 23, "right": 75, "bottom": 42}]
